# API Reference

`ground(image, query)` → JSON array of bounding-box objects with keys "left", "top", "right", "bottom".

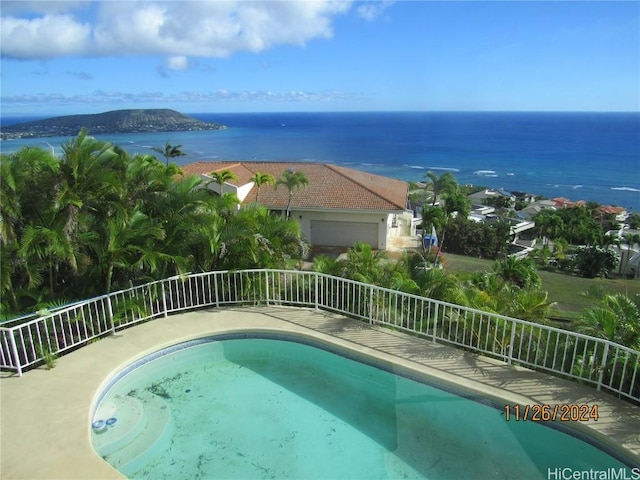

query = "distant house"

[
  {"left": 469, "top": 205, "right": 495, "bottom": 219},
  {"left": 511, "top": 191, "right": 537, "bottom": 204},
  {"left": 552, "top": 197, "right": 587, "bottom": 209},
  {"left": 467, "top": 188, "right": 516, "bottom": 205},
  {"left": 551, "top": 198, "right": 628, "bottom": 226},
  {"left": 518, "top": 200, "right": 557, "bottom": 220},
  {"left": 611, "top": 232, "right": 640, "bottom": 278},
  {"left": 597, "top": 205, "right": 629, "bottom": 224},
  {"left": 181, "top": 161, "right": 413, "bottom": 250}
]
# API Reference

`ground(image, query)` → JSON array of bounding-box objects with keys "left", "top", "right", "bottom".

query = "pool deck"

[{"left": 2, "top": 306, "right": 639, "bottom": 479}]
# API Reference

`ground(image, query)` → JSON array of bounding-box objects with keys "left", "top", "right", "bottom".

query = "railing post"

[
  {"left": 161, "top": 281, "right": 168, "bottom": 318},
  {"left": 597, "top": 342, "right": 610, "bottom": 392},
  {"left": 8, "top": 329, "right": 23, "bottom": 377},
  {"left": 314, "top": 272, "right": 319, "bottom": 309},
  {"left": 507, "top": 319, "right": 517, "bottom": 365},
  {"left": 214, "top": 273, "right": 220, "bottom": 308},
  {"left": 432, "top": 303, "right": 439, "bottom": 343},
  {"left": 265, "top": 271, "right": 270, "bottom": 306},
  {"left": 369, "top": 285, "right": 374, "bottom": 325},
  {"left": 106, "top": 295, "right": 115, "bottom": 335}
]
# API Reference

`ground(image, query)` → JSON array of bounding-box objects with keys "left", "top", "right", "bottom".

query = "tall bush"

[{"left": 574, "top": 245, "right": 619, "bottom": 278}]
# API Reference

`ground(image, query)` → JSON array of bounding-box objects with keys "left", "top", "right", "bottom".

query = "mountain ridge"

[{"left": 0, "top": 109, "right": 227, "bottom": 140}]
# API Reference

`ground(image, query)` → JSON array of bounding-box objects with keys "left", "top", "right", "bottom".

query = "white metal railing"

[{"left": 1, "top": 269, "right": 638, "bottom": 402}]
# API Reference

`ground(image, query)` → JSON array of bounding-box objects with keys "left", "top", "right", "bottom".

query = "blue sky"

[{"left": 1, "top": 1, "right": 638, "bottom": 116}]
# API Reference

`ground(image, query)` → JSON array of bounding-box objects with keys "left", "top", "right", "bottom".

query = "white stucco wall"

[
  {"left": 236, "top": 182, "right": 254, "bottom": 203},
  {"left": 292, "top": 209, "right": 391, "bottom": 249},
  {"left": 200, "top": 174, "right": 248, "bottom": 199}
]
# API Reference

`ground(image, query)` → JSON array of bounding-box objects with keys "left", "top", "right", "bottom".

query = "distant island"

[{"left": 0, "top": 109, "right": 227, "bottom": 140}]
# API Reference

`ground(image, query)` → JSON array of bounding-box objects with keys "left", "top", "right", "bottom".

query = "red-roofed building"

[
  {"left": 181, "top": 161, "right": 413, "bottom": 249},
  {"left": 551, "top": 197, "right": 629, "bottom": 224},
  {"left": 552, "top": 197, "right": 587, "bottom": 209},
  {"left": 597, "top": 205, "right": 629, "bottom": 223}
]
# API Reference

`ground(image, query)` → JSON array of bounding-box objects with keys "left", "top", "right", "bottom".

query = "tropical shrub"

[
  {"left": 534, "top": 206, "right": 604, "bottom": 246},
  {"left": 573, "top": 245, "right": 619, "bottom": 278},
  {"left": 574, "top": 294, "right": 640, "bottom": 349},
  {"left": 443, "top": 216, "right": 510, "bottom": 259},
  {"left": 493, "top": 256, "right": 541, "bottom": 289},
  {"left": 0, "top": 131, "right": 309, "bottom": 317}
]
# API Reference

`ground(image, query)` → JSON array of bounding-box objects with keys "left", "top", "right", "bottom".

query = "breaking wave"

[
  {"left": 474, "top": 170, "right": 498, "bottom": 177},
  {"left": 611, "top": 186, "right": 640, "bottom": 192},
  {"left": 427, "top": 166, "right": 461, "bottom": 172}
]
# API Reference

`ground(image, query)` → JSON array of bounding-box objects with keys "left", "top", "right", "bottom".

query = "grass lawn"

[{"left": 443, "top": 252, "right": 640, "bottom": 319}]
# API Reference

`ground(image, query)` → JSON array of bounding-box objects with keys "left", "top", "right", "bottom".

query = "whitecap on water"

[
  {"left": 474, "top": 170, "right": 497, "bottom": 176},
  {"left": 427, "top": 166, "right": 461, "bottom": 172},
  {"left": 611, "top": 186, "right": 640, "bottom": 192}
]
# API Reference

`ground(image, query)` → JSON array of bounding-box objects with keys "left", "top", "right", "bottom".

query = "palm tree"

[
  {"left": 575, "top": 294, "right": 640, "bottom": 349},
  {"left": 414, "top": 267, "right": 468, "bottom": 305},
  {"left": 6, "top": 132, "right": 126, "bottom": 301},
  {"left": 19, "top": 216, "right": 79, "bottom": 296},
  {"left": 1, "top": 147, "right": 59, "bottom": 245},
  {"left": 250, "top": 172, "right": 276, "bottom": 204},
  {"left": 493, "top": 256, "right": 541, "bottom": 289},
  {"left": 208, "top": 169, "right": 239, "bottom": 196},
  {"left": 152, "top": 141, "right": 187, "bottom": 166},
  {"left": 58, "top": 129, "right": 124, "bottom": 234},
  {"left": 432, "top": 185, "right": 470, "bottom": 267},
  {"left": 417, "top": 172, "right": 463, "bottom": 268},
  {"left": 147, "top": 174, "right": 217, "bottom": 277},
  {"left": 244, "top": 203, "right": 309, "bottom": 267},
  {"left": 536, "top": 213, "right": 564, "bottom": 248},
  {"left": 342, "top": 242, "right": 389, "bottom": 285},
  {"left": 506, "top": 289, "right": 555, "bottom": 322},
  {"left": 423, "top": 171, "right": 457, "bottom": 207},
  {"left": 421, "top": 205, "right": 446, "bottom": 258},
  {"left": 124, "top": 154, "right": 182, "bottom": 212},
  {"left": 88, "top": 209, "right": 166, "bottom": 293},
  {"left": 276, "top": 169, "right": 309, "bottom": 217}
]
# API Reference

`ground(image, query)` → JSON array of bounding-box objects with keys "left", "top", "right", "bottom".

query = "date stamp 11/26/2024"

[{"left": 504, "top": 404, "right": 599, "bottom": 422}]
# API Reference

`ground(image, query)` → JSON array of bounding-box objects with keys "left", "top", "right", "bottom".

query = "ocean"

[{"left": 1, "top": 111, "right": 639, "bottom": 211}]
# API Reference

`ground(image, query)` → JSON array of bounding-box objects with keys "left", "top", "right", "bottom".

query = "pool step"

[
  {"left": 93, "top": 395, "right": 145, "bottom": 456},
  {"left": 97, "top": 391, "right": 173, "bottom": 476}
]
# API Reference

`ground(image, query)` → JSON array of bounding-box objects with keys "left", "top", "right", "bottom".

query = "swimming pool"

[{"left": 91, "top": 333, "right": 635, "bottom": 479}]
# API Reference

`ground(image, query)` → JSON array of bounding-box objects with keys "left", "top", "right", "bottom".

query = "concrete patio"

[{"left": 1, "top": 306, "right": 639, "bottom": 479}]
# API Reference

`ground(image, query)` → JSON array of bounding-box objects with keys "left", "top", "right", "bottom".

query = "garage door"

[{"left": 310, "top": 220, "right": 379, "bottom": 247}]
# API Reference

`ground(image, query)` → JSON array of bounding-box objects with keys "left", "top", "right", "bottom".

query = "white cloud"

[
  {"left": 355, "top": 1, "right": 394, "bottom": 21},
  {"left": 1, "top": 14, "right": 91, "bottom": 58},
  {"left": 166, "top": 56, "right": 189, "bottom": 71},
  {"left": 1, "top": 1, "right": 353, "bottom": 60},
  {"left": 1, "top": 88, "right": 359, "bottom": 106}
]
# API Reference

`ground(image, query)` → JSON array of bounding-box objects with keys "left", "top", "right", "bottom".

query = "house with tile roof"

[
  {"left": 467, "top": 188, "right": 516, "bottom": 206},
  {"left": 181, "top": 161, "right": 413, "bottom": 250},
  {"left": 597, "top": 205, "right": 629, "bottom": 224}
]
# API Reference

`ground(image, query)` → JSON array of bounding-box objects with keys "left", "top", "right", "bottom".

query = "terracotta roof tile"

[
  {"left": 598, "top": 205, "right": 627, "bottom": 214},
  {"left": 180, "top": 161, "right": 408, "bottom": 211}
]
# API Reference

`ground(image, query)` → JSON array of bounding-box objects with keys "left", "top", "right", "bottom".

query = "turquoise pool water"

[{"left": 91, "top": 335, "right": 633, "bottom": 479}]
